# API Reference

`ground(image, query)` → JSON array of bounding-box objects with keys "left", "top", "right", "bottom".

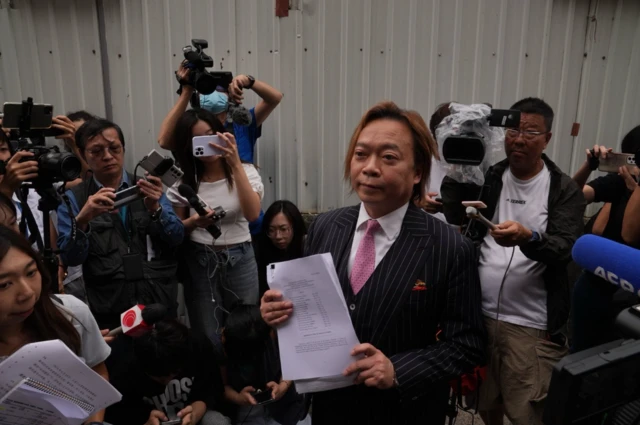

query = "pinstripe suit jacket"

[{"left": 306, "top": 203, "right": 485, "bottom": 425}]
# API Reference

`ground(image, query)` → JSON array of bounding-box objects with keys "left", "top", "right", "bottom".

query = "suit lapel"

[
  {"left": 368, "top": 204, "right": 435, "bottom": 346},
  {"left": 331, "top": 206, "right": 359, "bottom": 297}
]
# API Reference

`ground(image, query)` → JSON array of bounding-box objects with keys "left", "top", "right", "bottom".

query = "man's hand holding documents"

[{"left": 266, "top": 253, "right": 363, "bottom": 393}]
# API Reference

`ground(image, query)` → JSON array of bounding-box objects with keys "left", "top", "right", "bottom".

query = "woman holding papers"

[
  {"left": 260, "top": 102, "right": 485, "bottom": 425},
  {"left": 0, "top": 225, "right": 111, "bottom": 423}
]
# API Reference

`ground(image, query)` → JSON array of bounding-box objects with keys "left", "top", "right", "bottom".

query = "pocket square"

[{"left": 412, "top": 279, "right": 427, "bottom": 291}]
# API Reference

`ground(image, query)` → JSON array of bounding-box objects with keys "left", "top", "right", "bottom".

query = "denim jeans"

[{"left": 182, "top": 240, "right": 259, "bottom": 355}]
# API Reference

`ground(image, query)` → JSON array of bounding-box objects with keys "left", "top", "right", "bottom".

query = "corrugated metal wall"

[{"left": 1, "top": 0, "right": 639, "bottom": 214}]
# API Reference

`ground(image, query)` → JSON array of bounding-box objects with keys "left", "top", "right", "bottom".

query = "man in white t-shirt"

[{"left": 463, "top": 98, "right": 585, "bottom": 425}]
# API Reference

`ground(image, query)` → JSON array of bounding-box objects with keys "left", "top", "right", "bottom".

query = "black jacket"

[{"left": 462, "top": 155, "right": 585, "bottom": 334}]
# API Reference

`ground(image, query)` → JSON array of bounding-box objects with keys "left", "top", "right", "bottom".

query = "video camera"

[
  {"left": 436, "top": 103, "right": 520, "bottom": 185},
  {"left": 544, "top": 308, "right": 640, "bottom": 425},
  {"left": 1, "top": 98, "right": 81, "bottom": 186},
  {"left": 182, "top": 39, "right": 233, "bottom": 95}
]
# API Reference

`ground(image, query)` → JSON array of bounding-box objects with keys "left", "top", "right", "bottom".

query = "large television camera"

[
  {"left": 436, "top": 103, "right": 520, "bottom": 186},
  {"left": 544, "top": 307, "right": 640, "bottom": 425},
  {"left": 1, "top": 98, "right": 81, "bottom": 186},
  {"left": 182, "top": 39, "right": 233, "bottom": 95}
]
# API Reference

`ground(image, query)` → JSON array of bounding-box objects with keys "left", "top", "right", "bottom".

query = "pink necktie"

[{"left": 350, "top": 219, "right": 381, "bottom": 295}]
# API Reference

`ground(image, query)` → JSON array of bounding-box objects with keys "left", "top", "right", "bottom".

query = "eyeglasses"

[
  {"left": 267, "top": 226, "right": 292, "bottom": 237},
  {"left": 505, "top": 129, "right": 547, "bottom": 141},
  {"left": 86, "top": 145, "right": 123, "bottom": 157}
]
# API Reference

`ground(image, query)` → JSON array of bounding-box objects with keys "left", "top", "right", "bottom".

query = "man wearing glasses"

[
  {"left": 56, "top": 119, "right": 184, "bottom": 330},
  {"left": 466, "top": 98, "right": 585, "bottom": 425}
]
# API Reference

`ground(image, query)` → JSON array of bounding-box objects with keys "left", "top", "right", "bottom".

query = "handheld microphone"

[
  {"left": 107, "top": 303, "right": 167, "bottom": 337},
  {"left": 177, "top": 184, "right": 222, "bottom": 239},
  {"left": 572, "top": 234, "right": 640, "bottom": 296},
  {"left": 466, "top": 206, "right": 496, "bottom": 230}
]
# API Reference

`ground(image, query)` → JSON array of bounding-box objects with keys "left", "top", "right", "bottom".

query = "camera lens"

[
  {"left": 194, "top": 72, "right": 216, "bottom": 95},
  {"left": 39, "top": 151, "right": 82, "bottom": 182}
]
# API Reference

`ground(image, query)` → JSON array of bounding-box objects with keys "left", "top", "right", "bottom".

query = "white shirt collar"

[{"left": 356, "top": 202, "right": 409, "bottom": 241}]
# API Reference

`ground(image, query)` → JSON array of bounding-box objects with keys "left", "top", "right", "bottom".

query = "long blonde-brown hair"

[{"left": 344, "top": 101, "right": 437, "bottom": 203}]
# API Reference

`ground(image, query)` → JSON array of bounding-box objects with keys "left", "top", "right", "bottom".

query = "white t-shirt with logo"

[{"left": 478, "top": 164, "right": 551, "bottom": 330}]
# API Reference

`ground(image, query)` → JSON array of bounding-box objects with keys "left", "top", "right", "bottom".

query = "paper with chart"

[
  {"left": 267, "top": 253, "right": 360, "bottom": 392},
  {"left": 0, "top": 339, "right": 122, "bottom": 425}
]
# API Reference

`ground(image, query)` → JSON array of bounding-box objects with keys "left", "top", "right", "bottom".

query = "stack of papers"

[
  {"left": 267, "top": 253, "right": 361, "bottom": 393},
  {"left": 0, "top": 340, "right": 122, "bottom": 425}
]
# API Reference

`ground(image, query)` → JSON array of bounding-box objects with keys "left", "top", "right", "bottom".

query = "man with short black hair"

[
  {"left": 468, "top": 98, "right": 585, "bottom": 425},
  {"left": 56, "top": 119, "right": 184, "bottom": 329}
]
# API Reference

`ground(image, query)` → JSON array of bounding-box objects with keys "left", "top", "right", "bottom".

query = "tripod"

[{"left": 18, "top": 183, "right": 62, "bottom": 294}]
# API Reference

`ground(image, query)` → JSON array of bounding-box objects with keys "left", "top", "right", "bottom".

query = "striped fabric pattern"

[{"left": 305, "top": 202, "right": 486, "bottom": 424}]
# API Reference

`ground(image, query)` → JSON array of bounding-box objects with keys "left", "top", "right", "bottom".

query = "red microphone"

[{"left": 106, "top": 304, "right": 167, "bottom": 337}]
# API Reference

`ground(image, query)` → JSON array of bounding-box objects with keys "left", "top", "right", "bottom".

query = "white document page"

[
  {"left": 0, "top": 340, "right": 122, "bottom": 418},
  {"left": 267, "top": 253, "right": 360, "bottom": 391},
  {"left": 0, "top": 379, "right": 89, "bottom": 425}
]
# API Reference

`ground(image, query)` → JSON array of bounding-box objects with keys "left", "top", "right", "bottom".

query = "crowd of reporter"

[{"left": 0, "top": 55, "right": 638, "bottom": 425}]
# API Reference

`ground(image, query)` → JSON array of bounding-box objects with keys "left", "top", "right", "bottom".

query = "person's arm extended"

[
  {"left": 622, "top": 184, "right": 640, "bottom": 245},
  {"left": 573, "top": 161, "right": 594, "bottom": 193},
  {"left": 233, "top": 164, "right": 261, "bottom": 223},
  {"left": 591, "top": 203, "right": 611, "bottom": 236},
  {"left": 252, "top": 79, "right": 283, "bottom": 126},
  {"left": 83, "top": 362, "right": 109, "bottom": 424},
  {"left": 158, "top": 65, "right": 194, "bottom": 151},
  {"left": 57, "top": 191, "right": 91, "bottom": 267},
  {"left": 229, "top": 75, "right": 283, "bottom": 127},
  {"left": 146, "top": 194, "right": 185, "bottom": 247}
]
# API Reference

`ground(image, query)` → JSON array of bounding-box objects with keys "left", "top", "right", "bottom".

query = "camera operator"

[
  {"left": 0, "top": 129, "right": 48, "bottom": 244},
  {"left": 462, "top": 98, "right": 584, "bottom": 425},
  {"left": 56, "top": 119, "right": 185, "bottom": 330},
  {"left": 570, "top": 126, "right": 640, "bottom": 353},
  {"left": 51, "top": 111, "right": 98, "bottom": 302},
  {"left": 159, "top": 62, "right": 283, "bottom": 165}
]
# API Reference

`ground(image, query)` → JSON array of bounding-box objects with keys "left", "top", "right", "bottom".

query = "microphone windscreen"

[
  {"left": 140, "top": 304, "right": 168, "bottom": 325},
  {"left": 229, "top": 103, "right": 253, "bottom": 126},
  {"left": 178, "top": 184, "right": 196, "bottom": 199},
  {"left": 572, "top": 234, "right": 640, "bottom": 293}
]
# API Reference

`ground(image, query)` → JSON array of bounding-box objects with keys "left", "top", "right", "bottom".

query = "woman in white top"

[
  {"left": 166, "top": 108, "right": 263, "bottom": 355},
  {"left": 0, "top": 226, "right": 111, "bottom": 423}
]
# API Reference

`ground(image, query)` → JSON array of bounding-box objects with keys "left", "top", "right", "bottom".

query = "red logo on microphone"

[{"left": 122, "top": 309, "right": 138, "bottom": 328}]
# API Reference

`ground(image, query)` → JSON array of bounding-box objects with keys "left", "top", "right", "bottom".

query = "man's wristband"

[{"left": 245, "top": 75, "right": 256, "bottom": 89}]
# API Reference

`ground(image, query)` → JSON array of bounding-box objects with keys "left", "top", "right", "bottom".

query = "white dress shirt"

[{"left": 348, "top": 202, "right": 409, "bottom": 275}]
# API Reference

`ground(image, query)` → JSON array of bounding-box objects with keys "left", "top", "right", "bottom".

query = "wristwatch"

[
  {"left": 150, "top": 205, "right": 163, "bottom": 221},
  {"left": 530, "top": 231, "right": 541, "bottom": 243},
  {"left": 245, "top": 75, "right": 256, "bottom": 89}
]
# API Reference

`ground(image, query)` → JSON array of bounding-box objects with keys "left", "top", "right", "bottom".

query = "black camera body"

[
  {"left": 442, "top": 109, "right": 520, "bottom": 166},
  {"left": 182, "top": 39, "right": 233, "bottom": 95},
  {"left": 15, "top": 143, "right": 81, "bottom": 184},
  {"left": 2, "top": 99, "right": 81, "bottom": 186}
]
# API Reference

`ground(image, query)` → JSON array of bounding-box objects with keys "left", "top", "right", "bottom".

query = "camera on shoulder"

[{"left": 181, "top": 39, "right": 233, "bottom": 94}]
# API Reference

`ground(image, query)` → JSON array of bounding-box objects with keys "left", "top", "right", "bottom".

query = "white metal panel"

[
  {"left": 2, "top": 0, "right": 640, "bottom": 215},
  {"left": 0, "top": 0, "right": 105, "bottom": 118}
]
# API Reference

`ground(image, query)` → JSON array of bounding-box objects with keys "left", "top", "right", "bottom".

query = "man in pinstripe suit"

[{"left": 261, "top": 101, "right": 485, "bottom": 424}]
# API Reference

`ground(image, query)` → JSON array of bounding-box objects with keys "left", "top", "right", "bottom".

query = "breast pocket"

[{"left": 88, "top": 220, "right": 117, "bottom": 256}]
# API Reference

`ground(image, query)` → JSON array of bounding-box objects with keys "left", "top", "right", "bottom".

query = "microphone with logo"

[
  {"left": 106, "top": 304, "right": 167, "bottom": 337},
  {"left": 571, "top": 234, "right": 640, "bottom": 296},
  {"left": 177, "top": 184, "right": 225, "bottom": 240}
]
